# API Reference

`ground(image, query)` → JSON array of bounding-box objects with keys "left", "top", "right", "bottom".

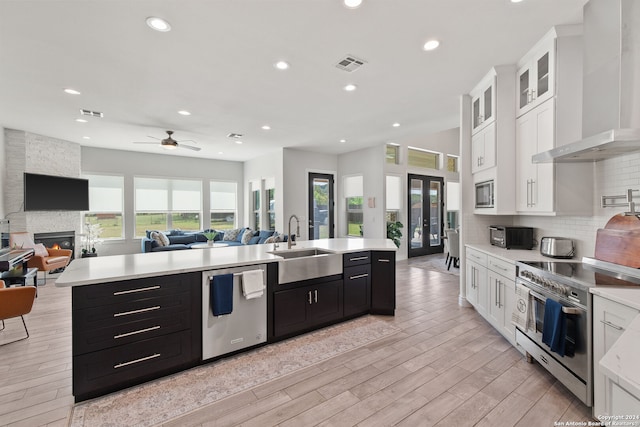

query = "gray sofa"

[{"left": 141, "top": 228, "right": 283, "bottom": 253}]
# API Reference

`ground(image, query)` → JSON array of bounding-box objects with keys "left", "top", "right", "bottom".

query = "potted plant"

[
  {"left": 203, "top": 230, "right": 218, "bottom": 246},
  {"left": 81, "top": 222, "right": 102, "bottom": 257},
  {"left": 386, "top": 221, "right": 403, "bottom": 248}
]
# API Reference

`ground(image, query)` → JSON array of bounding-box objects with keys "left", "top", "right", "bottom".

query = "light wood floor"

[{"left": 0, "top": 257, "right": 594, "bottom": 426}]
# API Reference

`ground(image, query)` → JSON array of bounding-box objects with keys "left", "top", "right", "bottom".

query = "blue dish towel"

[
  {"left": 541, "top": 299, "right": 566, "bottom": 357},
  {"left": 211, "top": 274, "right": 233, "bottom": 316}
]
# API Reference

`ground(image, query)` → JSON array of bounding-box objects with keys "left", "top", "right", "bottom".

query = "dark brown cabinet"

[
  {"left": 273, "top": 279, "right": 343, "bottom": 338},
  {"left": 371, "top": 251, "right": 396, "bottom": 315},
  {"left": 343, "top": 264, "right": 371, "bottom": 317},
  {"left": 72, "top": 273, "right": 201, "bottom": 402}
]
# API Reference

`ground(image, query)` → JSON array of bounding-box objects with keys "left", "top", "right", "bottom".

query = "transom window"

[{"left": 408, "top": 147, "right": 440, "bottom": 170}]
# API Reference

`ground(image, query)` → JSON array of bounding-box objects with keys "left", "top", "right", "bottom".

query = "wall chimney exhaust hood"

[{"left": 533, "top": 0, "right": 640, "bottom": 163}]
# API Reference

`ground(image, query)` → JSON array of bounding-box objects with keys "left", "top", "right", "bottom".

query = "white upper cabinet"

[
  {"left": 516, "top": 36, "right": 556, "bottom": 117},
  {"left": 468, "top": 66, "right": 517, "bottom": 215},
  {"left": 471, "top": 73, "right": 496, "bottom": 134},
  {"left": 514, "top": 25, "right": 594, "bottom": 216}
]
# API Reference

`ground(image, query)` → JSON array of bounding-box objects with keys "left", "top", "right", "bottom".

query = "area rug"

[
  {"left": 70, "top": 315, "right": 399, "bottom": 427},
  {"left": 408, "top": 253, "right": 460, "bottom": 276}
]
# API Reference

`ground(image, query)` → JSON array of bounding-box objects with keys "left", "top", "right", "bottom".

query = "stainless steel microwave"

[{"left": 475, "top": 180, "right": 494, "bottom": 208}]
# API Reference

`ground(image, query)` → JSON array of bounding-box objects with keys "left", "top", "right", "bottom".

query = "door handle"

[
  {"left": 308, "top": 291, "right": 312, "bottom": 305},
  {"left": 314, "top": 289, "right": 318, "bottom": 303}
]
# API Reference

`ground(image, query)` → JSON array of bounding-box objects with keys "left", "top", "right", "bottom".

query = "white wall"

[
  {"left": 338, "top": 146, "right": 385, "bottom": 239},
  {"left": 82, "top": 146, "right": 244, "bottom": 255},
  {"left": 282, "top": 148, "right": 338, "bottom": 241},
  {"left": 243, "top": 149, "right": 284, "bottom": 232},
  {"left": 0, "top": 127, "right": 5, "bottom": 218}
]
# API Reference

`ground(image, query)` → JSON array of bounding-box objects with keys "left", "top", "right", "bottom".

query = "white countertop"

[
  {"left": 465, "top": 243, "right": 564, "bottom": 263},
  {"left": 56, "top": 238, "right": 397, "bottom": 287},
  {"left": 591, "top": 287, "right": 640, "bottom": 403}
]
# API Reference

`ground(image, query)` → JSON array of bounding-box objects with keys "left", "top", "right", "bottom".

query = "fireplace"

[{"left": 34, "top": 231, "right": 76, "bottom": 259}]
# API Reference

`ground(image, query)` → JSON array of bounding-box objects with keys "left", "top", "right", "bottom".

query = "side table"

[{"left": 2, "top": 267, "right": 39, "bottom": 296}]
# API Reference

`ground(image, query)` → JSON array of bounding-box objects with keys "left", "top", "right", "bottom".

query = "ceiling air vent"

[
  {"left": 335, "top": 55, "right": 367, "bottom": 72},
  {"left": 227, "top": 133, "right": 243, "bottom": 139},
  {"left": 80, "top": 109, "right": 104, "bottom": 118}
]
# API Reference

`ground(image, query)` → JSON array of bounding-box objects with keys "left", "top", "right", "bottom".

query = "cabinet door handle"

[
  {"left": 114, "top": 353, "right": 161, "bottom": 369},
  {"left": 114, "top": 306, "right": 161, "bottom": 317},
  {"left": 314, "top": 290, "right": 318, "bottom": 303},
  {"left": 527, "top": 90, "right": 533, "bottom": 104},
  {"left": 113, "top": 285, "right": 160, "bottom": 296},
  {"left": 600, "top": 320, "right": 624, "bottom": 331},
  {"left": 540, "top": 354, "right": 548, "bottom": 365},
  {"left": 114, "top": 325, "right": 161, "bottom": 339},
  {"left": 531, "top": 89, "right": 536, "bottom": 100},
  {"left": 308, "top": 291, "right": 312, "bottom": 305},
  {"left": 349, "top": 256, "right": 369, "bottom": 262},
  {"left": 378, "top": 259, "right": 390, "bottom": 263},
  {"left": 530, "top": 180, "right": 536, "bottom": 207},
  {"left": 349, "top": 274, "right": 369, "bottom": 280}
]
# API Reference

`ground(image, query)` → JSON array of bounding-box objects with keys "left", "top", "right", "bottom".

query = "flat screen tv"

[{"left": 24, "top": 173, "right": 89, "bottom": 211}]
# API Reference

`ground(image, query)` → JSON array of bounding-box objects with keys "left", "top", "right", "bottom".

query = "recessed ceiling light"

[
  {"left": 235, "top": 140, "right": 243, "bottom": 145},
  {"left": 274, "top": 61, "right": 290, "bottom": 70},
  {"left": 261, "top": 125, "right": 271, "bottom": 130},
  {"left": 511, "top": 0, "right": 524, "bottom": 3},
  {"left": 344, "top": 84, "right": 357, "bottom": 92},
  {"left": 218, "top": 151, "right": 224, "bottom": 155},
  {"left": 392, "top": 122, "right": 400, "bottom": 127},
  {"left": 76, "top": 118, "right": 87, "bottom": 123},
  {"left": 177, "top": 110, "right": 191, "bottom": 116},
  {"left": 423, "top": 40, "right": 440, "bottom": 51},
  {"left": 344, "top": 0, "right": 363, "bottom": 9},
  {"left": 82, "top": 136, "right": 91, "bottom": 140},
  {"left": 146, "top": 16, "right": 171, "bottom": 32},
  {"left": 339, "top": 139, "right": 347, "bottom": 143},
  {"left": 64, "top": 88, "right": 81, "bottom": 95}
]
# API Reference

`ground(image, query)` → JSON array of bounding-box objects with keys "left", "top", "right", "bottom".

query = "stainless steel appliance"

[
  {"left": 515, "top": 258, "right": 640, "bottom": 407},
  {"left": 489, "top": 226, "right": 534, "bottom": 249},
  {"left": 202, "top": 265, "right": 267, "bottom": 360},
  {"left": 540, "top": 237, "right": 575, "bottom": 258},
  {"left": 475, "top": 180, "right": 494, "bottom": 209}
]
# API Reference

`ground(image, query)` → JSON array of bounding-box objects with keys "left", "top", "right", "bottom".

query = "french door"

[
  {"left": 308, "top": 173, "right": 334, "bottom": 239},
  {"left": 408, "top": 174, "right": 444, "bottom": 257}
]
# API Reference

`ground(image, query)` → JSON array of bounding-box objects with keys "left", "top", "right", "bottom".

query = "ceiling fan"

[{"left": 133, "top": 130, "right": 201, "bottom": 151}]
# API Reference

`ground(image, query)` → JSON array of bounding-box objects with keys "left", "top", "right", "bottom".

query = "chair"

[
  {"left": 0, "top": 280, "right": 37, "bottom": 345},
  {"left": 9, "top": 232, "right": 72, "bottom": 284},
  {"left": 443, "top": 228, "right": 455, "bottom": 265},
  {"left": 447, "top": 229, "right": 460, "bottom": 270}
]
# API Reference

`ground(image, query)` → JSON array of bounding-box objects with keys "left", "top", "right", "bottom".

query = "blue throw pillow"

[
  {"left": 236, "top": 228, "right": 247, "bottom": 242},
  {"left": 257, "top": 230, "right": 275, "bottom": 244},
  {"left": 248, "top": 235, "right": 261, "bottom": 244}
]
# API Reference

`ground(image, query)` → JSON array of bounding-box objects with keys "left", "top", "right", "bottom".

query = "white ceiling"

[{"left": 0, "top": 0, "right": 587, "bottom": 162}]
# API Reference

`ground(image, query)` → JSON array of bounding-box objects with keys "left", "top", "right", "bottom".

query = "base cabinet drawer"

[
  {"left": 73, "top": 330, "right": 194, "bottom": 401},
  {"left": 343, "top": 251, "right": 371, "bottom": 268},
  {"left": 344, "top": 265, "right": 371, "bottom": 317}
]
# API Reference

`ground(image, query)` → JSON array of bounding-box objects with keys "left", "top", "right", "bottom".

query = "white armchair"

[{"left": 446, "top": 229, "right": 460, "bottom": 270}]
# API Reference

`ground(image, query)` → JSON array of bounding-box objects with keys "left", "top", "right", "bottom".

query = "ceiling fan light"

[{"left": 162, "top": 144, "right": 177, "bottom": 150}]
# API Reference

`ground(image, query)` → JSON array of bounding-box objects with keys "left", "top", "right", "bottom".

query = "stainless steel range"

[{"left": 515, "top": 257, "right": 640, "bottom": 407}]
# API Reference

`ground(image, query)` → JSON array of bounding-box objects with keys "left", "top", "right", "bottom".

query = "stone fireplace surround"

[{"left": 4, "top": 129, "right": 82, "bottom": 257}]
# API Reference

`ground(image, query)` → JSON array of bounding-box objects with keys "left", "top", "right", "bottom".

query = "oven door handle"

[{"left": 527, "top": 288, "right": 581, "bottom": 315}]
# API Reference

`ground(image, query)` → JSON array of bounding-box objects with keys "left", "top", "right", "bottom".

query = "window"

[
  {"left": 447, "top": 155, "right": 459, "bottom": 172},
  {"left": 408, "top": 147, "right": 440, "bottom": 170},
  {"left": 83, "top": 174, "right": 124, "bottom": 239},
  {"left": 385, "top": 175, "right": 401, "bottom": 223},
  {"left": 344, "top": 175, "right": 363, "bottom": 237},
  {"left": 252, "top": 185, "right": 261, "bottom": 231},
  {"left": 266, "top": 188, "right": 275, "bottom": 231},
  {"left": 135, "top": 177, "right": 201, "bottom": 236},
  {"left": 210, "top": 181, "right": 237, "bottom": 230},
  {"left": 385, "top": 144, "right": 400, "bottom": 165}
]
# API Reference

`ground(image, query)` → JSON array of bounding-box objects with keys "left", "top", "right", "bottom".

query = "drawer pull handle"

[
  {"left": 114, "top": 353, "right": 161, "bottom": 369},
  {"left": 349, "top": 256, "right": 369, "bottom": 261},
  {"left": 308, "top": 291, "right": 312, "bottom": 305},
  {"left": 113, "top": 285, "right": 160, "bottom": 296},
  {"left": 600, "top": 320, "right": 623, "bottom": 331},
  {"left": 114, "top": 306, "right": 161, "bottom": 317},
  {"left": 378, "top": 259, "right": 390, "bottom": 263},
  {"left": 114, "top": 325, "right": 161, "bottom": 339},
  {"left": 314, "top": 289, "right": 318, "bottom": 303},
  {"left": 492, "top": 264, "right": 508, "bottom": 272},
  {"left": 349, "top": 274, "right": 369, "bottom": 280},
  {"left": 540, "top": 355, "right": 548, "bottom": 364}
]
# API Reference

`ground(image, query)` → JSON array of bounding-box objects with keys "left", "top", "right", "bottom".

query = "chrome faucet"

[{"left": 288, "top": 214, "right": 300, "bottom": 249}]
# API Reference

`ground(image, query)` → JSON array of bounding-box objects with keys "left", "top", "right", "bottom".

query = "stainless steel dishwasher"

[{"left": 202, "top": 264, "right": 267, "bottom": 360}]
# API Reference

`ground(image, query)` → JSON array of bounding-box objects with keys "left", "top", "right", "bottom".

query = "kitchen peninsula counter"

[{"left": 56, "top": 238, "right": 397, "bottom": 287}]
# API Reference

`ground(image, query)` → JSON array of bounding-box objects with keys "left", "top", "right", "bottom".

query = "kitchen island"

[{"left": 56, "top": 238, "right": 397, "bottom": 402}]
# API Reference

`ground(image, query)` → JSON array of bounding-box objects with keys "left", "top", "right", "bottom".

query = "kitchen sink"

[{"left": 268, "top": 248, "right": 342, "bottom": 284}]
